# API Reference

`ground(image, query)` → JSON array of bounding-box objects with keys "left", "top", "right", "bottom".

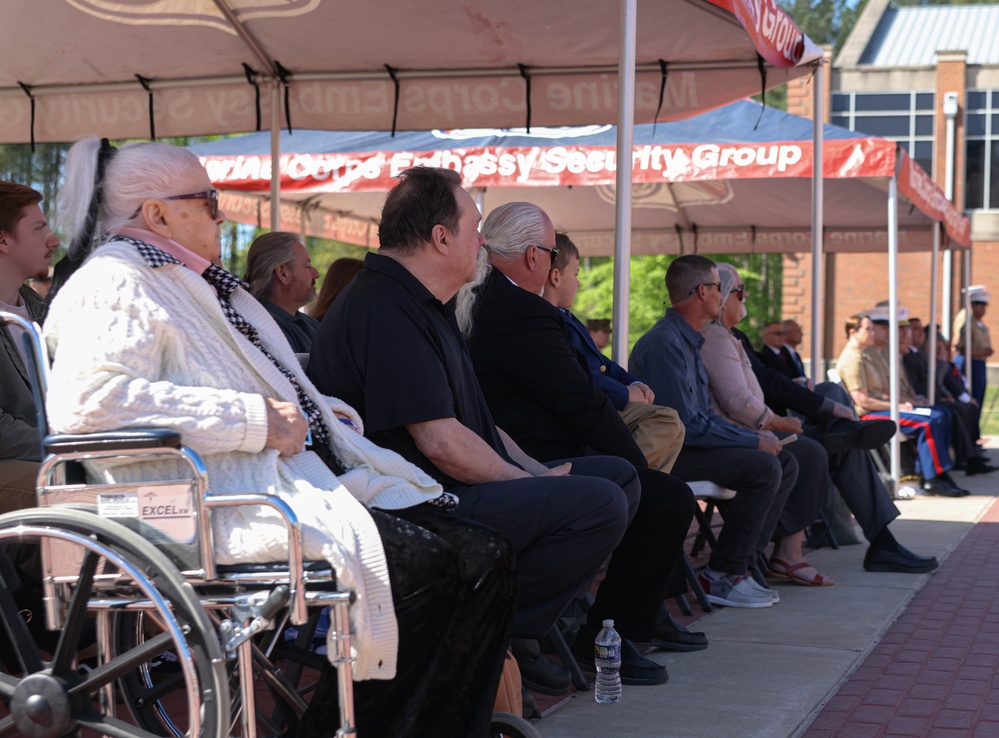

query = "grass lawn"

[{"left": 981, "top": 386, "right": 999, "bottom": 437}]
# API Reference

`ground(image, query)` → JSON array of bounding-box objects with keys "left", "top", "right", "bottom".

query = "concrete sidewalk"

[{"left": 532, "top": 448, "right": 999, "bottom": 738}]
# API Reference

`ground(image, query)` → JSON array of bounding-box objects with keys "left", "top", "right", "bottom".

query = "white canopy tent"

[
  {"left": 0, "top": 0, "right": 821, "bottom": 142},
  {"left": 192, "top": 101, "right": 970, "bottom": 257},
  {"left": 1, "top": 0, "right": 822, "bottom": 364}
]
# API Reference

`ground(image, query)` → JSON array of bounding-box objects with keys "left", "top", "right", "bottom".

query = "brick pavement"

[{"left": 804, "top": 495, "right": 999, "bottom": 738}]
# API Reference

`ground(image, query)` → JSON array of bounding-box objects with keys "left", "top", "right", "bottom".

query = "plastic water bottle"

[{"left": 593, "top": 619, "right": 622, "bottom": 703}]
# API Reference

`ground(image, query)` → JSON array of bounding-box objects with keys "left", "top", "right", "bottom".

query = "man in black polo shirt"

[{"left": 309, "top": 167, "right": 637, "bottom": 694}]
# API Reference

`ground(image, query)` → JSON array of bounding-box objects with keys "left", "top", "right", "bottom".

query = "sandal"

[{"left": 769, "top": 557, "right": 834, "bottom": 587}]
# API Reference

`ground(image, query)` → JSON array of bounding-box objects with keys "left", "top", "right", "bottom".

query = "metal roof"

[{"left": 860, "top": 4, "right": 999, "bottom": 67}]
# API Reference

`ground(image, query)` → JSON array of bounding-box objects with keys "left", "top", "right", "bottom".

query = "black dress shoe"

[
  {"left": 511, "top": 638, "right": 571, "bottom": 696},
  {"left": 822, "top": 418, "right": 897, "bottom": 455},
  {"left": 864, "top": 545, "right": 939, "bottom": 573},
  {"left": 965, "top": 457, "right": 999, "bottom": 476},
  {"left": 572, "top": 631, "right": 668, "bottom": 685},
  {"left": 922, "top": 475, "right": 966, "bottom": 497},
  {"left": 940, "top": 472, "right": 971, "bottom": 496},
  {"left": 650, "top": 616, "right": 708, "bottom": 652}
]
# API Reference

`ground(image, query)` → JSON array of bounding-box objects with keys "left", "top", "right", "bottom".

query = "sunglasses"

[
  {"left": 534, "top": 243, "right": 560, "bottom": 265},
  {"left": 132, "top": 190, "right": 220, "bottom": 220},
  {"left": 688, "top": 281, "right": 722, "bottom": 296},
  {"left": 731, "top": 286, "right": 747, "bottom": 301},
  {"left": 167, "top": 190, "right": 220, "bottom": 219}
]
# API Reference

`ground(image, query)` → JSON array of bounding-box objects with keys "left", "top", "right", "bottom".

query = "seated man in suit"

[
  {"left": 539, "top": 232, "right": 684, "bottom": 473},
  {"left": 0, "top": 180, "right": 58, "bottom": 514},
  {"left": 782, "top": 320, "right": 811, "bottom": 381},
  {"left": 244, "top": 231, "right": 321, "bottom": 352},
  {"left": 631, "top": 255, "right": 797, "bottom": 609},
  {"left": 308, "top": 167, "right": 638, "bottom": 697},
  {"left": 937, "top": 337, "right": 981, "bottom": 409},
  {"left": 757, "top": 321, "right": 796, "bottom": 377},
  {"left": 587, "top": 318, "right": 612, "bottom": 351},
  {"left": 458, "top": 202, "right": 700, "bottom": 678},
  {"left": 0, "top": 181, "right": 61, "bottom": 667},
  {"left": 904, "top": 318, "right": 994, "bottom": 476}
]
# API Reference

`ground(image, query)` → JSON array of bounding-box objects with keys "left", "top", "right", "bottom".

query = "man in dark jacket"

[
  {"left": 903, "top": 318, "right": 994, "bottom": 475},
  {"left": 459, "top": 201, "right": 699, "bottom": 682},
  {"left": 0, "top": 180, "right": 58, "bottom": 514},
  {"left": 732, "top": 327, "right": 937, "bottom": 573}
]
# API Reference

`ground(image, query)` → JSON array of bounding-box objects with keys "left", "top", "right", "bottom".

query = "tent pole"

[
  {"left": 810, "top": 62, "right": 824, "bottom": 382},
  {"left": 964, "top": 249, "right": 973, "bottom": 392},
  {"left": 928, "top": 222, "right": 940, "bottom": 404},
  {"left": 270, "top": 80, "right": 281, "bottom": 232},
  {"left": 888, "top": 174, "right": 900, "bottom": 492},
  {"left": 612, "top": 0, "right": 637, "bottom": 368}
]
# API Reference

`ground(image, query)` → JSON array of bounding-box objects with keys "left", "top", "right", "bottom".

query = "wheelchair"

[{"left": 0, "top": 312, "right": 539, "bottom": 738}]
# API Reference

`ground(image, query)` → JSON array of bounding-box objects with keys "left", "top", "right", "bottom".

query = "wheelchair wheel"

[
  {"left": 490, "top": 711, "right": 543, "bottom": 738},
  {"left": 115, "top": 609, "right": 308, "bottom": 737},
  {"left": 0, "top": 508, "right": 228, "bottom": 738}
]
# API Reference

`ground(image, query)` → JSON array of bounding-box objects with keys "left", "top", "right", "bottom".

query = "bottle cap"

[{"left": 602, "top": 619, "right": 614, "bottom": 627}]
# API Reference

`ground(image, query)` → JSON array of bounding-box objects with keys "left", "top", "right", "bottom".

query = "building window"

[
  {"left": 831, "top": 91, "right": 935, "bottom": 178},
  {"left": 965, "top": 90, "right": 999, "bottom": 211}
]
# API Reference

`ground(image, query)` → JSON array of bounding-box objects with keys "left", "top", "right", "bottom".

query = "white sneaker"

[
  {"left": 698, "top": 572, "right": 774, "bottom": 609},
  {"left": 744, "top": 576, "right": 780, "bottom": 603}
]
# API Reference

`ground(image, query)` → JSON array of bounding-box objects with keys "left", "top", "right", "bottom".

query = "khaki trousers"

[{"left": 618, "top": 403, "right": 685, "bottom": 473}]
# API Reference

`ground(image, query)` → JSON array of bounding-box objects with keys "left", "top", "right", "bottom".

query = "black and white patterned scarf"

[
  {"left": 121, "top": 235, "right": 459, "bottom": 509},
  {"left": 120, "top": 235, "right": 345, "bottom": 475}
]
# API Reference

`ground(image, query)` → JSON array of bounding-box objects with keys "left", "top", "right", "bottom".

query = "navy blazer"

[
  {"left": 466, "top": 268, "right": 647, "bottom": 467},
  {"left": 733, "top": 328, "right": 826, "bottom": 420},
  {"left": 561, "top": 309, "right": 640, "bottom": 411},
  {"left": 757, "top": 343, "right": 803, "bottom": 380},
  {"left": 903, "top": 349, "right": 930, "bottom": 397}
]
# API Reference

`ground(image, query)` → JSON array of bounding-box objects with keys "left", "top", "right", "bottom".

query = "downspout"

[
  {"left": 810, "top": 62, "right": 824, "bottom": 382},
  {"left": 942, "top": 92, "right": 959, "bottom": 342}
]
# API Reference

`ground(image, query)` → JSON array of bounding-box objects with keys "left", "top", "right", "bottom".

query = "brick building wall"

[{"left": 782, "top": 51, "right": 998, "bottom": 368}]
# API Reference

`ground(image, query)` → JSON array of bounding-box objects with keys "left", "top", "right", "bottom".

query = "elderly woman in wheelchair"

[{"left": 22, "top": 136, "right": 518, "bottom": 737}]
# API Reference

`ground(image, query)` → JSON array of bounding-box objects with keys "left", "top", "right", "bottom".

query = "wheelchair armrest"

[{"left": 44, "top": 428, "right": 183, "bottom": 455}]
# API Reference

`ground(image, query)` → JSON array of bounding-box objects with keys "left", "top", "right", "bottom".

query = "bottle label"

[{"left": 594, "top": 643, "right": 621, "bottom": 660}]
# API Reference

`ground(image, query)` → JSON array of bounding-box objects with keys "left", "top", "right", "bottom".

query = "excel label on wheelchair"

[{"left": 40, "top": 480, "right": 200, "bottom": 577}]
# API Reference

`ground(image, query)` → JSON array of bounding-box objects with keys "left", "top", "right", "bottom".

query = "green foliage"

[
  {"left": 981, "top": 386, "right": 999, "bottom": 437},
  {"left": 304, "top": 237, "right": 370, "bottom": 279},
  {"left": 221, "top": 224, "right": 370, "bottom": 282},
  {"left": 0, "top": 143, "right": 71, "bottom": 261},
  {"left": 757, "top": 0, "right": 870, "bottom": 116},
  {"left": 572, "top": 253, "right": 785, "bottom": 354},
  {"left": 779, "top": 0, "right": 866, "bottom": 53}
]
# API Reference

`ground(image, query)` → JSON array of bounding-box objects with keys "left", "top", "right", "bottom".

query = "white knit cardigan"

[{"left": 44, "top": 239, "right": 446, "bottom": 681}]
